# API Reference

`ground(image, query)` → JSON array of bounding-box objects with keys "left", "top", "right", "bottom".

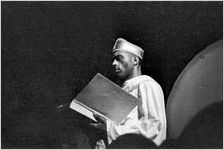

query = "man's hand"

[
  {"left": 90, "top": 113, "right": 107, "bottom": 131},
  {"left": 90, "top": 113, "right": 109, "bottom": 146}
]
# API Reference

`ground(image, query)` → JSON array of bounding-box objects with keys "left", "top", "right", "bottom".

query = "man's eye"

[{"left": 115, "top": 56, "right": 122, "bottom": 61}]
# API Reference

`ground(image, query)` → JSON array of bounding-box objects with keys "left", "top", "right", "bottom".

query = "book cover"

[{"left": 70, "top": 73, "right": 140, "bottom": 125}]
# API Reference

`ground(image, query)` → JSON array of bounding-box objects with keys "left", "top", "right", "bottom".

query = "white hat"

[{"left": 112, "top": 38, "right": 144, "bottom": 59}]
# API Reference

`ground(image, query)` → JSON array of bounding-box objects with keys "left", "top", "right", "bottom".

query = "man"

[{"left": 90, "top": 38, "right": 167, "bottom": 149}]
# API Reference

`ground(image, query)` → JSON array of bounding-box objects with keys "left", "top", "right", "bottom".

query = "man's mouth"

[{"left": 114, "top": 68, "right": 121, "bottom": 73}]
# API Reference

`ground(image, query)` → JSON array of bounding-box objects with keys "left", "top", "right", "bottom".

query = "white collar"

[{"left": 122, "top": 75, "right": 154, "bottom": 88}]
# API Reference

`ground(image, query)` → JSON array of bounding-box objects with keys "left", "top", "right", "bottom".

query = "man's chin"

[{"left": 115, "top": 72, "right": 125, "bottom": 79}]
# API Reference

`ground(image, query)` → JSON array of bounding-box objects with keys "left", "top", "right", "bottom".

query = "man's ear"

[{"left": 132, "top": 56, "right": 139, "bottom": 66}]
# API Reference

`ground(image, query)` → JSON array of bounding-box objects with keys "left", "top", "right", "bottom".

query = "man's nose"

[{"left": 112, "top": 59, "right": 118, "bottom": 67}]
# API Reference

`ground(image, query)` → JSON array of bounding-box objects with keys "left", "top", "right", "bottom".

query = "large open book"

[{"left": 70, "top": 73, "right": 140, "bottom": 125}]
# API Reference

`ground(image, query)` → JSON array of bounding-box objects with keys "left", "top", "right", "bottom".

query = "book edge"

[{"left": 70, "top": 99, "right": 117, "bottom": 124}]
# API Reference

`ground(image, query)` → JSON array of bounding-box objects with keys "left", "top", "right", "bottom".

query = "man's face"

[{"left": 112, "top": 51, "right": 134, "bottom": 80}]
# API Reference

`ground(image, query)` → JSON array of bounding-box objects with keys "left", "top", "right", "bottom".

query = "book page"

[{"left": 70, "top": 100, "right": 97, "bottom": 122}]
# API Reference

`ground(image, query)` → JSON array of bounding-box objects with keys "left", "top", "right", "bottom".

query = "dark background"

[{"left": 1, "top": 1, "right": 223, "bottom": 148}]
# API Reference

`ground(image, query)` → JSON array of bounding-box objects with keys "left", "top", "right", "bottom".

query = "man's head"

[{"left": 112, "top": 38, "right": 144, "bottom": 80}]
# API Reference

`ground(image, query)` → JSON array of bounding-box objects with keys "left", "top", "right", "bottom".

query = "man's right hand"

[{"left": 89, "top": 113, "right": 107, "bottom": 131}]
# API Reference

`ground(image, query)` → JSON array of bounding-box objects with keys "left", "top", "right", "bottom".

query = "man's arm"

[{"left": 106, "top": 80, "right": 166, "bottom": 146}]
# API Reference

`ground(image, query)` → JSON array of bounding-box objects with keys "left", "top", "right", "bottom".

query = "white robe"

[{"left": 96, "top": 75, "right": 167, "bottom": 149}]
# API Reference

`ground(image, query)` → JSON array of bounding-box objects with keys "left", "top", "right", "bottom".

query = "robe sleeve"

[{"left": 106, "top": 80, "right": 166, "bottom": 146}]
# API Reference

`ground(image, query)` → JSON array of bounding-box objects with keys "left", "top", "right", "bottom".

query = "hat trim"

[{"left": 112, "top": 48, "right": 143, "bottom": 59}]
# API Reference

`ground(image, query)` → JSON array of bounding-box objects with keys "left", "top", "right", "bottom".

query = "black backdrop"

[{"left": 2, "top": 1, "right": 223, "bottom": 148}]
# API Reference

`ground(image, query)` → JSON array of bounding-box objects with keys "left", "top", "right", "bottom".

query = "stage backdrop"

[{"left": 2, "top": 1, "right": 222, "bottom": 148}]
